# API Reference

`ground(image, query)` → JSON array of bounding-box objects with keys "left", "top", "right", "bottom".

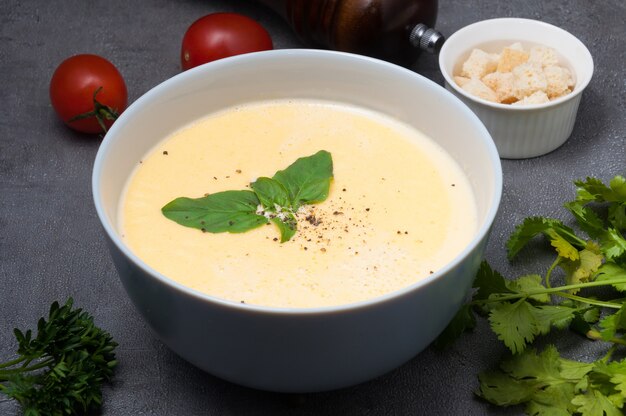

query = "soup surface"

[{"left": 120, "top": 100, "right": 477, "bottom": 308}]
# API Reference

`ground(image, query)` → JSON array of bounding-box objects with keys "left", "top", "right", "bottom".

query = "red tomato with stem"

[
  {"left": 181, "top": 13, "right": 273, "bottom": 70},
  {"left": 50, "top": 54, "right": 128, "bottom": 134}
]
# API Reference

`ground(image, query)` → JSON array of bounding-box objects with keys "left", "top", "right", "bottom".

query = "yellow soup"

[{"left": 120, "top": 100, "right": 477, "bottom": 308}]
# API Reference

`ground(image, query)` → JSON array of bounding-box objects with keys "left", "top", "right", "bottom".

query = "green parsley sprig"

[
  {"left": 0, "top": 298, "right": 118, "bottom": 415},
  {"left": 437, "top": 175, "right": 626, "bottom": 414}
]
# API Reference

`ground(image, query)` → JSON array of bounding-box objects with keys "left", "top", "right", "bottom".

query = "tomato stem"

[{"left": 67, "top": 86, "right": 120, "bottom": 134}]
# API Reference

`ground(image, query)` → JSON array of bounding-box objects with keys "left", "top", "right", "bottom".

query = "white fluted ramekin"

[{"left": 439, "top": 18, "right": 594, "bottom": 159}]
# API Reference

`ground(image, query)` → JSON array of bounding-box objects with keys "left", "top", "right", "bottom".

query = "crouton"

[
  {"left": 454, "top": 76, "right": 472, "bottom": 88},
  {"left": 512, "top": 62, "right": 547, "bottom": 100},
  {"left": 460, "top": 78, "right": 498, "bottom": 102},
  {"left": 482, "top": 72, "right": 517, "bottom": 104},
  {"left": 497, "top": 45, "right": 529, "bottom": 73},
  {"left": 461, "top": 48, "right": 498, "bottom": 79},
  {"left": 512, "top": 91, "right": 550, "bottom": 106},
  {"left": 528, "top": 45, "right": 560, "bottom": 68},
  {"left": 543, "top": 65, "right": 575, "bottom": 99}
]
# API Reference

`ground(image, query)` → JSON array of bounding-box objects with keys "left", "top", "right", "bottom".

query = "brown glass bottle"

[{"left": 256, "top": 0, "right": 442, "bottom": 66}]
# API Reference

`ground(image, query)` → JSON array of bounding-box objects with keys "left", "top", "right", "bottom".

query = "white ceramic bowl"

[
  {"left": 439, "top": 18, "right": 594, "bottom": 159},
  {"left": 92, "top": 49, "right": 502, "bottom": 392}
]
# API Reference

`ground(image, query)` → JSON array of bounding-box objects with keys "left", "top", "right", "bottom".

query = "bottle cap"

[{"left": 410, "top": 24, "right": 445, "bottom": 54}]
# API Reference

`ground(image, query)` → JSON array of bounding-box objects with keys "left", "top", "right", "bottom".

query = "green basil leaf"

[
  {"left": 161, "top": 190, "right": 268, "bottom": 233},
  {"left": 272, "top": 150, "right": 333, "bottom": 209},
  {"left": 272, "top": 214, "right": 297, "bottom": 243},
  {"left": 162, "top": 151, "right": 333, "bottom": 242},
  {"left": 251, "top": 177, "right": 291, "bottom": 209}
]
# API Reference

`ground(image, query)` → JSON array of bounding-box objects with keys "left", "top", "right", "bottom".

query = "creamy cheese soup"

[{"left": 120, "top": 100, "right": 477, "bottom": 308}]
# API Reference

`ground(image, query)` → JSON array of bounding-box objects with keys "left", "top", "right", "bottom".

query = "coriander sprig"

[
  {"left": 0, "top": 298, "right": 117, "bottom": 416},
  {"left": 436, "top": 175, "right": 626, "bottom": 414}
]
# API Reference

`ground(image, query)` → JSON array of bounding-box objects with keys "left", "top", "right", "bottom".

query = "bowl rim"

[
  {"left": 438, "top": 17, "right": 594, "bottom": 111},
  {"left": 92, "top": 48, "right": 503, "bottom": 316}
]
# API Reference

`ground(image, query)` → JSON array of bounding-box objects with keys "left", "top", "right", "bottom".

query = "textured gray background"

[{"left": 1, "top": 0, "right": 624, "bottom": 415}]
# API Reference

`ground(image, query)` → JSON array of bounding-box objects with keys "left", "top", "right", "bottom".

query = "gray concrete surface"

[{"left": 1, "top": 0, "right": 624, "bottom": 414}]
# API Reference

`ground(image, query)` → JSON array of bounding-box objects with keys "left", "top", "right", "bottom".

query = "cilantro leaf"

[
  {"left": 568, "top": 176, "right": 626, "bottom": 262},
  {"left": 525, "top": 396, "right": 573, "bottom": 416},
  {"left": 571, "top": 390, "right": 623, "bottom": 416},
  {"left": 559, "top": 358, "right": 595, "bottom": 380},
  {"left": 162, "top": 190, "right": 268, "bottom": 233},
  {"left": 478, "top": 370, "right": 538, "bottom": 406},
  {"left": 574, "top": 176, "right": 626, "bottom": 204},
  {"left": 590, "top": 361, "right": 626, "bottom": 399},
  {"left": 609, "top": 176, "right": 626, "bottom": 201},
  {"left": 560, "top": 244, "right": 604, "bottom": 289},
  {"left": 489, "top": 299, "right": 538, "bottom": 354},
  {"left": 506, "top": 274, "right": 550, "bottom": 303},
  {"left": 488, "top": 300, "right": 577, "bottom": 354},
  {"left": 272, "top": 150, "right": 333, "bottom": 209},
  {"left": 477, "top": 346, "right": 584, "bottom": 414},
  {"left": 506, "top": 217, "right": 585, "bottom": 260},
  {"left": 582, "top": 308, "right": 602, "bottom": 324},
  {"left": 472, "top": 261, "right": 512, "bottom": 303},
  {"left": 602, "top": 228, "right": 626, "bottom": 262},
  {"left": 565, "top": 200, "right": 606, "bottom": 239},
  {"left": 609, "top": 202, "right": 626, "bottom": 230},
  {"left": 544, "top": 228, "right": 581, "bottom": 261},
  {"left": 595, "top": 263, "right": 626, "bottom": 291},
  {"left": 507, "top": 217, "right": 557, "bottom": 259},
  {"left": 570, "top": 305, "right": 603, "bottom": 337},
  {"left": 598, "top": 304, "right": 626, "bottom": 341},
  {"left": 533, "top": 305, "right": 576, "bottom": 334},
  {"left": 499, "top": 344, "right": 562, "bottom": 379}
]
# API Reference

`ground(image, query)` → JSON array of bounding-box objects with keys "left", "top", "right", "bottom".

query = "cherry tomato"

[
  {"left": 181, "top": 13, "right": 273, "bottom": 70},
  {"left": 50, "top": 54, "right": 128, "bottom": 134}
]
